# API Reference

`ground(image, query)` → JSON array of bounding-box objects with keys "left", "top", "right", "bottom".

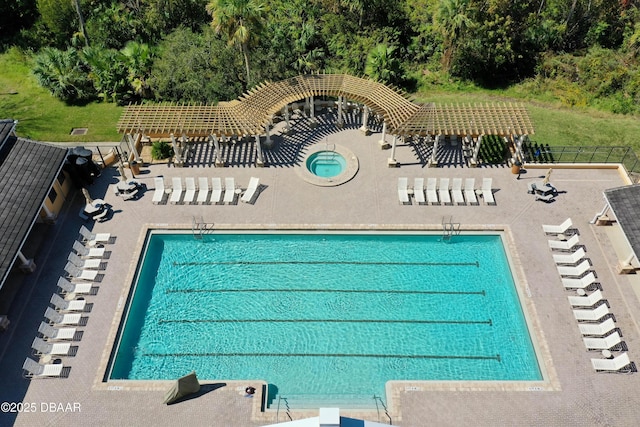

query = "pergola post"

[
  {"left": 170, "top": 134, "right": 184, "bottom": 168},
  {"left": 310, "top": 95, "right": 315, "bottom": 118},
  {"left": 264, "top": 122, "right": 273, "bottom": 149},
  {"left": 126, "top": 134, "right": 142, "bottom": 163},
  {"left": 209, "top": 134, "right": 224, "bottom": 167},
  {"left": 283, "top": 104, "right": 292, "bottom": 134},
  {"left": 387, "top": 135, "right": 399, "bottom": 167},
  {"left": 17, "top": 250, "right": 36, "bottom": 273},
  {"left": 254, "top": 135, "right": 265, "bottom": 167},
  {"left": 378, "top": 121, "right": 390, "bottom": 149},
  {"left": 429, "top": 134, "right": 441, "bottom": 167},
  {"left": 470, "top": 135, "right": 483, "bottom": 167},
  {"left": 337, "top": 96, "right": 344, "bottom": 128},
  {"left": 359, "top": 106, "right": 370, "bottom": 135},
  {"left": 41, "top": 204, "right": 56, "bottom": 223}
]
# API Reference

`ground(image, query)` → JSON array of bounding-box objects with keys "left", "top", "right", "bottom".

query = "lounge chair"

[
  {"left": 591, "top": 352, "right": 632, "bottom": 372},
  {"left": 184, "top": 177, "right": 196, "bottom": 204},
  {"left": 223, "top": 177, "right": 236, "bottom": 204},
  {"left": 562, "top": 272, "right": 598, "bottom": 290},
  {"left": 536, "top": 193, "right": 555, "bottom": 203},
  {"left": 397, "top": 177, "right": 409, "bottom": 205},
  {"left": 64, "top": 262, "right": 98, "bottom": 281},
  {"left": 542, "top": 218, "right": 573, "bottom": 235},
  {"left": 413, "top": 178, "right": 425, "bottom": 205},
  {"left": 557, "top": 259, "right": 591, "bottom": 277},
  {"left": 57, "top": 277, "right": 92, "bottom": 295},
  {"left": 451, "top": 178, "right": 464, "bottom": 205},
  {"left": 567, "top": 289, "right": 604, "bottom": 307},
  {"left": 241, "top": 177, "right": 260, "bottom": 204},
  {"left": 32, "top": 337, "right": 72, "bottom": 356},
  {"left": 67, "top": 252, "right": 102, "bottom": 270},
  {"left": 464, "top": 178, "right": 477, "bottom": 205},
  {"left": 170, "top": 177, "right": 183, "bottom": 204},
  {"left": 439, "top": 178, "right": 451, "bottom": 205},
  {"left": 50, "top": 294, "right": 86, "bottom": 312},
  {"left": 44, "top": 307, "right": 82, "bottom": 325},
  {"left": 426, "top": 178, "right": 438, "bottom": 205},
  {"left": 22, "top": 357, "right": 64, "bottom": 378},
  {"left": 482, "top": 178, "right": 495, "bottom": 205},
  {"left": 152, "top": 177, "right": 165, "bottom": 204},
  {"left": 548, "top": 234, "right": 580, "bottom": 251},
  {"left": 573, "top": 304, "right": 611, "bottom": 322},
  {"left": 197, "top": 177, "right": 209, "bottom": 204},
  {"left": 578, "top": 318, "right": 617, "bottom": 337},
  {"left": 210, "top": 177, "right": 223, "bottom": 204},
  {"left": 72, "top": 240, "right": 105, "bottom": 258},
  {"left": 38, "top": 321, "right": 76, "bottom": 341},
  {"left": 79, "top": 225, "right": 110, "bottom": 246},
  {"left": 583, "top": 331, "right": 623, "bottom": 351},
  {"left": 553, "top": 247, "right": 587, "bottom": 265}
]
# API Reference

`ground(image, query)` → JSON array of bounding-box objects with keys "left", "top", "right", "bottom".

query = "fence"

[{"left": 522, "top": 143, "right": 640, "bottom": 174}]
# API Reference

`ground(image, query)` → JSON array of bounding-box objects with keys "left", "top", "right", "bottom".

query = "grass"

[{"left": 0, "top": 48, "right": 122, "bottom": 142}]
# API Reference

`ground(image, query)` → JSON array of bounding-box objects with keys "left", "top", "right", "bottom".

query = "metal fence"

[{"left": 522, "top": 143, "right": 640, "bottom": 174}]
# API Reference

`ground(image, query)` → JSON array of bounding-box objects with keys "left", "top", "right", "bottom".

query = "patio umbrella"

[
  {"left": 118, "top": 163, "right": 128, "bottom": 182},
  {"left": 81, "top": 188, "right": 93, "bottom": 205},
  {"left": 543, "top": 168, "right": 553, "bottom": 185}
]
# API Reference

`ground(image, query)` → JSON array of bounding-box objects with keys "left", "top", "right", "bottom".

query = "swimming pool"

[
  {"left": 306, "top": 151, "right": 347, "bottom": 178},
  {"left": 109, "top": 232, "right": 541, "bottom": 406}
]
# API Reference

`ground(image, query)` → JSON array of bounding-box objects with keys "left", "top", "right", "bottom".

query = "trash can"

[
  {"left": 511, "top": 161, "right": 522, "bottom": 175},
  {"left": 130, "top": 161, "right": 140, "bottom": 175}
]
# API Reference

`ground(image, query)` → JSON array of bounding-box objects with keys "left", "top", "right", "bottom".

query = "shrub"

[{"left": 151, "top": 140, "right": 173, "bottom": 160}]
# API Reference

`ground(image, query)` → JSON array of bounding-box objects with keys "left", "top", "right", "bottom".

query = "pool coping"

[
  {"left": 94, "top": 223, "right": 559, "bottom": 421},
  {"left": 295, "top": 144, "right": 359, "bottom": 186}
]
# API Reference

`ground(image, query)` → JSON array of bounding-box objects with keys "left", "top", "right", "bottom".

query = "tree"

[
  {"left": 364, "top": 43, "right": 401, "bottom": 84},
  {"left": 433, "top": 0, "right": 474, "bottom": 70},
  {"left": 206, "top": 0, "right": 266, "bottom": 87},
  {"left": 32, "top": 46, "right": 94, "bottom": 103}
]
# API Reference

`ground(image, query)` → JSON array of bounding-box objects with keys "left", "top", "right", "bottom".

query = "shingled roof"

[
  {"left": 0, "top": 123, "right": 68, "bottom": 290},
  {"left": 604, "top": 184, "right": 640, "bottom": 262}
]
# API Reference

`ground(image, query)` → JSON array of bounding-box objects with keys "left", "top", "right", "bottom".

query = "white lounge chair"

[
  {"left": 44, "top": 307, "right": 82, "bottom": 325},
  {"left": 64, "top": 262, "right": 98, "bottom": 281},
  {"left": 464, "top": 178, "right": 477, "bottom": 205},
  {"left": 591, "top": 352, "right": 632, "bottom": 372},
  {"left": 184, "top": 177, "right": 196, "bottom": 204},
  {"left": 548, "top": 234, "right": 580, "bottom": 251},
  {"left": 210, "top": 177, "right": 223, "bottom": 204},
  {"left": 583, "top": 331, "right": 623, "bottom": 351},
  {"left": 170, "top": 177, "right": 183, "bottom": 204},
  {"left": 451, "top": 178, "right": 464, "bottom": 205},
  {"left": 553, "top": 247, "right": 586, "bottom": 265},
  {"left": 482, "top": 178, "right": 495, "bottom": 205},
  {"left": 562, "top": 272, "right": 597, "bottom": 289},
  {"left": 542, "top": 218, "right": 573, "bottom": 235},
  {"left": 79, "top": 225, "right": 110, "bottom": 246},
  {"left": 557, "top": 259, "right": 591, "bottom": 277},
  {"left": 67, "top": 252, "right": 102, "bottom": 270},
  {"left": 578, "top": 318, "right": 617, "bottom": 337},
  {"left": 223, "top": 177, "right": 236, "bottom": 204},
  {"left": 426, "top": 178, "right": 438, "bottom": 205},
  {"left": 22, "top": 357, "right": 64, "bottom": 378},
  {"left": 152, "top": 177, "right": 165, "bottom": 204},
  {"left": 197, "top": 177, "right": 209, "bottom": 204},
  {"left": 241, "top": 177, "right": 260, "bottom": 204},
  {"left": 573, "top": 304, "right": 611, "bottom": 322},
  {"left": 38, "top": 321, "right": 76, "bottom": 341},
  {"left": 568, "top": 289, "right": 604, "bottom": 307},
  {"left": 32, "top": 337, "right": 72, "bottom": 356},
  {"left": 57, "top": 277, "right": 92, "bottom": 295},
  {"left": 397, "top": 177, "right": 410, "bottom": 205},
  {"left": 50, "top": 294, "right": 86, "bottom": 312},
  {"left": 413, "top": 178, "right": 425, "bottom": 205},
  {"left": 438, "top": 178, "right": 451, "bottom": 205},
  {"left": 72, "top": 240, "right": 105, "bottom": 258}
]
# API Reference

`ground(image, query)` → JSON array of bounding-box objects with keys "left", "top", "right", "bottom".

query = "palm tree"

[
  {"left": 365, "top": 44, "right": 400, "bottom": 84},
  {"left": 206, "top": 0, "right": 266, "bottom": 87},
  {"left": 434, "top": 0, "right": 473, "bottom": 71},
  {"left": 33, "top": 47, "right": 93, "bottom": 103}
]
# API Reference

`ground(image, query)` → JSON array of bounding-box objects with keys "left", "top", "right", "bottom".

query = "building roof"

[
  {"left": 604, "top": 184, "right": 640, "bottom": 261},
  {"left": 0, "top": 131, "right": 68, "bottom": 289}
]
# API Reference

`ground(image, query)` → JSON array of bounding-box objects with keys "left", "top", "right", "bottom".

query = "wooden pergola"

[{"left": 117, "top": 74, "right": 534, "bottom": 139}]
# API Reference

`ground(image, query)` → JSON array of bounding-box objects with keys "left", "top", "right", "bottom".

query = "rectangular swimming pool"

[{"left": 108, "top": 231, "right": 542, "bottom": 405}]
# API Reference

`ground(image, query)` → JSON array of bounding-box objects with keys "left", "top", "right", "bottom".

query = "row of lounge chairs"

[
  {"left": 153, "top": 176, "right": 260, "bottom": 205},
  {"left": 22, "top": 226, "right": 113, "bottom": 379},
  {"left": 544, "top": 218, "right": 633, "bottom": 373},
  {"left": 398, "top": 177, "right": 495, "bottom": 206}
]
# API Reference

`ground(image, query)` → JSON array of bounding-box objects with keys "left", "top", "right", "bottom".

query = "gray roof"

[
  {"left": 0, "top": 134, "right": 68, "bottom": 289},
  {"left": 0, "top": 120, "right": 17, "bottom": 151},
  {"left": 604, "top": 184, "right": 640, "bottom": 260}
]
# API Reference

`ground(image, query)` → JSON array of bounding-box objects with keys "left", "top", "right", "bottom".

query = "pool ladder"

[
  {"left": 192, "top": 216, "right": 213, "bottom": 239},
  {"left": 442, "top": 216, "right": 461, "bottom": 241},
  {"left": 373, "top": 394, "right": 393, "bottom": 425}
]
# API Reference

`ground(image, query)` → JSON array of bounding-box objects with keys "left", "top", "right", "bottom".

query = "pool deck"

[{"left": 2, "top": 118, "right": 640, "bottom": 426}]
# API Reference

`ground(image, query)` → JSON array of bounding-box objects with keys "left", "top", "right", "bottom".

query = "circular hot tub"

[{"left": 297, "top": 144, "right": 359, "bottom": 186}]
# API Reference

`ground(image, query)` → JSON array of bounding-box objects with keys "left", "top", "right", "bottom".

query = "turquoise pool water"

[
  {"left": 306, "top": 151, "right": 346, "bottom": 178},
  {"left": 109, "top": 232, "right": 541, "bottom": 404}
]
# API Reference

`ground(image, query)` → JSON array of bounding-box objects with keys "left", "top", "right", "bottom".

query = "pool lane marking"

[
  {"left": 140, "top": 352, "right": 501, "bottom": 362},
  {"left": 158, "top": 319, "right": 493, "bottom": 325},
  {"left": 166, "top": 289, "right": 487, "bottom": 296},
  {"left": 172, "top": 261, "right": 480, "bottom": 267}
]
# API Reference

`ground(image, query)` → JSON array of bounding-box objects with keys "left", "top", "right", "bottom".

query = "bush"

[{"left": 151, "top": 140, "right": 173, "bottom": 160}]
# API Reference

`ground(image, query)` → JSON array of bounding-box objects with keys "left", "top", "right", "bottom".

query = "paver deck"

[{"left": 1, "top": 118, "right": 640, "bottom": 426}]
